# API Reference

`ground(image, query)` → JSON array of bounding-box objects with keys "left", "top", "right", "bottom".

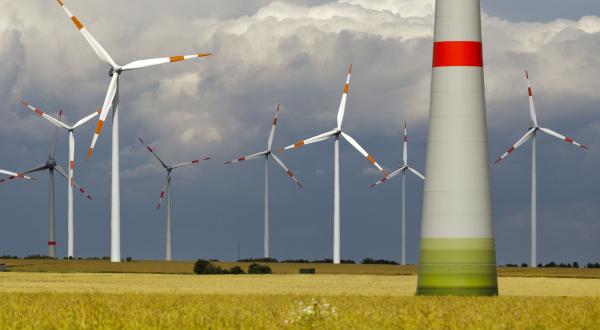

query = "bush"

[
  {"left": 362, "top": 258, "right": 399, "bottom": 265},
  {"left": 24, "top": 254, "right": 53, "bottom": 259},
  {"left": 587, "top": 262, "right": 600, "bottom": 269},
  {"left": 239, "top": 258, "right": 278, "bottom": 263},
  {"left": 521, "top": 263, "right": 528, "bottom": 267},
  {"left": 194, "top": 259, "right": 223, "bottom": 274},
  {"left": 248, "top": 263, "right": 272, "bottom": 274},
  {"left": 1, "top": 255, "right": 19, "bottom": 259},
  {"left": 281, "top": 259, "right": 310, "bottom": 263},
  {"left": 229, "top": 266, "right": 245, "bottom": 274},
  {"left": 194, "top": 259, "right": 246, "bottom": 275}
]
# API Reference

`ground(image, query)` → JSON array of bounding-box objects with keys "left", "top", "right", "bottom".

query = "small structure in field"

[{"left": 299, "top": 268, "right": 316, "bottom": 274}]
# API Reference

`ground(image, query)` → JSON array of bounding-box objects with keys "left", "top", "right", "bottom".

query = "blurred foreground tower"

[{"left": 417, "top": 0, "right": 498, "bottom": 296}]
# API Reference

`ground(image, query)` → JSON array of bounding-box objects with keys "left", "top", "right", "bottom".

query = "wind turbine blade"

[
  {"left": 369, "top": 166, "right": 406, "bottom": 188},
  {"left": 172, "top": 157, "right": 211, "bottom": 169},
  {"left": 539, "top": 127, "right": 589, "bottom": 150},
  {"left": 19, "top": 164, "right": 48, "bottom": 176},
  {"left": 55, "top": 0, "right": 118, "bottom": 68},
  {"left": 87, "top": 73, "right": 118, "bottom": 160},
  {"left": 20, "top": 101, "right": 69, "bottom": 130},
  {"left": 271, "top": 154, "right": 303, "bottom": 188},
  {"left": 224, "top": 151, "right": 268, "bottom": 164},
  {"left": 138, "top": 137, "right": 169, "bottom": 169},
  {"left": 525, "top": 70, "right": 538, "bottom": 127},
  {"left": 55, "top": 164, "right": 92, "bottom": 200},
  {"left": 0, "top": 169, "right": 35, "bottom": 182},
  {"left": 68, "top": 131, "right": 75, "bottom": 187},
  {"left": 277, "top": 129, "right": 338, "bottom": 153},
  {"left": 72, "top": 109, "right": 100, "bottom": 129},
  {"left": 407, "top": 166, "right": 426, "bottom": 180},
  {"left": 267, "top": 104, "right": 280, "bottom": 151},
  {"left": 403, "top": 122, "right": 408, "bottom": 165},
  {"left": 336, "top": 64, "right": 352, "bottom": 129},
  {"left": 340, "top": 132, "right": 386, "bottom": 173},
  {"left": 121, "top": 54, "right": 211, "bottom": 71},
  {"left": 156, "top": 174, "right": 171, "bottom": 210},
  {"left": 49, "top": 110, "right": 63, "bottom": 159},
  {"left": 494, "top": 128, "right": 536, "bottom": 164}
]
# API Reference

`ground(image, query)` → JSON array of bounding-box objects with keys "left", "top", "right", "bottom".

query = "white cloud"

[{"left": 1, "top": 0, "right": 599, "bottom": 165}]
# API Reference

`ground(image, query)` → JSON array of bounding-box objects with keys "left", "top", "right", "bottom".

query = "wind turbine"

[
  {"left": 20, "top": 100, "right": 98, "bottom": 258},
  {"left": 138, "top": 137, "right": 211, "bottom": 261},
  {"left": 55, "top": 0, "right": 211, "bottom": 262},
  {"left": 370, "top": 123, "right": 425, "bottom": 265},
  {"left": 278, "top": 65, "right": 386, "bottom": 264},
  {"left": 225, "top": 104, "right": 303, "bottom": 259},
  {"left": 0, "top": 170, "right": 35, "bottom": 182},
  {"left": 495, "top": 70, "right": 588, "bottom": 268},
  {"left": 14, "top": 110, "right": 92, "bottom": 258}
]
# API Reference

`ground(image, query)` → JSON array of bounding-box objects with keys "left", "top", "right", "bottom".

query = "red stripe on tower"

[
  {"left": 432, "top": 41, "right": 483, "bottom": 67},
  {"left": 48, "top": 241, "right": 57, "bottom": 246}
]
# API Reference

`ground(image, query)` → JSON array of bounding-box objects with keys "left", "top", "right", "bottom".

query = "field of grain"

[
  {"left": 3, "top": 259, "right": 600, "bottom": 278},
  {"left": 1, "top": 272, "right": 600, "bottom": 329}
]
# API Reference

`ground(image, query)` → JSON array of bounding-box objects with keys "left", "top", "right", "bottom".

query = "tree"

[{"left": 248, "top": 263, "right": 272, "bottom": 274}]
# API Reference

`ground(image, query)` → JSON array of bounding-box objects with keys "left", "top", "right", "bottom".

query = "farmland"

[
  {"left": 3, "top": 258, "right": 600, "bottom": 278},
  {"left": 2, "top": 260, "right": 600, "bottom": 328}
]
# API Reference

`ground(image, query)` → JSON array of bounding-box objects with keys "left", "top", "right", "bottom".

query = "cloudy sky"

[{"left": 1, "top": 0, "right": 598, "bottom": 264}]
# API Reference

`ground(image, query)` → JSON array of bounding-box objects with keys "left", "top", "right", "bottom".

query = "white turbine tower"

[
  {"left": 279, "top": 65, "right": 386, "bottom": 264},
  {"left": 20, "top": 101, "right": 98, "bottom": 258},
  {"left": 370, "top": 123, "right": 425, "bottom": 265},
  {"left": 55, "top": 0, "right": 211, "bottom": 262},
  {"left": 0, "top": 170, "right": 35, "bottom": 182},
  {"left": 138, "top": 137, "right": 211, "bottom": 261},
  {"left": 225, "top": 104, "right": 303, "bottom": 258},
  {"left": 495, "top": 70, "right": 588, "bottom": 268},
  {"left": 12, "top": 111, "right": 92, "bottom": 258}
]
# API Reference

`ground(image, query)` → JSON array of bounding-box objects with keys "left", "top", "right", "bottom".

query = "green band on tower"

[{"left": 417, "top": 238, "right": 498, "bottom": 296}]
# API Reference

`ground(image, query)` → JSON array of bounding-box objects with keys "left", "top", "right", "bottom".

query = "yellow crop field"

[
  {"left": 1, "top": 272, "right": 600, "bottom": 328},
  {"left": 3, "top": 259, "right": 600, "bottom": 278}
]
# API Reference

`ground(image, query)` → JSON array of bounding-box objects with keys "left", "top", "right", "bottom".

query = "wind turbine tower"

[
  {"left": 55, "top": 0, "right": 211, "bottom": 262},
  {"left": 225, "top": 105, "right": 303, "bottom": 259},
  {"left": 370, "top": 123, "right": 425, "bottom": 265},
  {"left": 417, "top": 0, "right": 497, "bottom": 295},
  {"left": 279, "top": 65, "right": 386, "bottom": 264},
  {"left": 495, "top": 71, "right": 588, "bottom": 268},
  {"left": 139, "top": 137, "right": 210, "bottom": 261}
]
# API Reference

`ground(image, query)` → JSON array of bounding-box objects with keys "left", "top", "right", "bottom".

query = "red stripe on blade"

[{"left": 432, "top": 41, "right": 483, "bottom": 67}]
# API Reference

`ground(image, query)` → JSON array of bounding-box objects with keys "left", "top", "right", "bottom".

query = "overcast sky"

[{"left": 1, "top": 0, "right": 598, "bottom": 264}]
